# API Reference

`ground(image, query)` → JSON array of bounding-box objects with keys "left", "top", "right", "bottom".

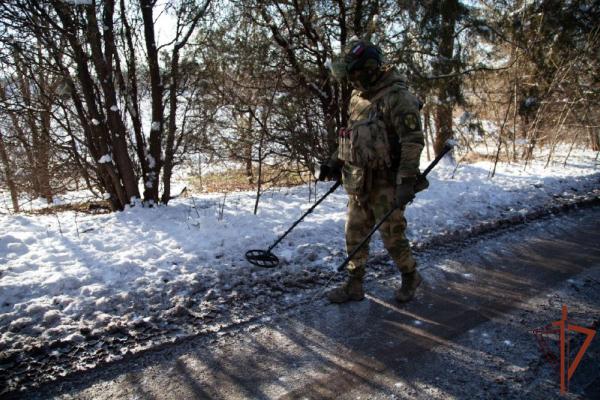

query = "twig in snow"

[
  {"left": 451, "top": 156, "right": 463, "bottom": 179},
  {"left": 74, "top": 211, "right": 80, "bottom": 239},
  {"left": 218, "top": 193, "right": 227, "bottom": 221},
  {"left": 563, "top": 130, "right": 581, "bottom": 167},
  {"left": 54, "top": 211, "right": 64, "bottom": 237},
  {"left": 1, "top": 196, "right": 12, "bottom": 215},
  {"left": 190, "top": 196, "right": 201, "bottom": 218}
]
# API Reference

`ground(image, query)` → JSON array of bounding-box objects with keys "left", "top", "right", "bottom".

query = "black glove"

[
  {"left": 394, "top": 177, "right": 416, "bottom": 208},
  {"left": 316, "top": 160, "right": 342, "bottom": 182},
  {"left": 316, "top": 162, "right": 330, "bottom": 181}
]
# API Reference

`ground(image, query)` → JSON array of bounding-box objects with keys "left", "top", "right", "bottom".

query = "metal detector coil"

[
  {"left": 245, "top": 249, "right": 279, "bottom": 268},
  {"left": 244, "top": 181, "right": 341, "bottom": 268}
]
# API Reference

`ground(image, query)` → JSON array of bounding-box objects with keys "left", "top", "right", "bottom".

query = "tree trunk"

[
  {"left": 161, "top": 50, "right": 181, "bottom": 204},
  {"left": 434, "top": 99, "right": 454, "bottom": 157},
  {"left": 118, "top": 0, "right": 149, "bottom": 191},
  {"left": 590, "top": 127, "right": 600, "bottom": 151},
  {"left": 253, "top": 138, "right": 263, "bottom": 216},
  {"left": 433, "top": 0, "right": 459, "bottom": 157},
  {"left": 423, "top": 107, "right": 431, "bottom": 161},
  {"left": 37, "top": 107, "right": 53, "bottom": 203},
  {"left": 244, "top": 112, "right": 254, "bottom": 184},
  {"left": 0, "top": 131, "right": 19, "bottom": 212},
  {"left": 161, "top": 1, "right": 211, "bottom": 204},
  {"left": 140, "top": 0, "right": 164, "bottom": 205},
  {"left": 85, "top": 2, "right": 139, "bottom": 203}
]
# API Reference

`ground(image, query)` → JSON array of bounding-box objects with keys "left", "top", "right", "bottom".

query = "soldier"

[{"left": 318, "top": 38, "right": 425, "bottom": 304}]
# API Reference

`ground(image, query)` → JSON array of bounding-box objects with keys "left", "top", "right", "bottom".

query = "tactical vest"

[{"left": 338, "top": 85, "right": 399, "bottom": 195}]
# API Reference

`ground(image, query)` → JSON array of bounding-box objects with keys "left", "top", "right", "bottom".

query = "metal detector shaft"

[
  {"left": 421, "top": 142, "right": 453, "bottom": 177},
  {"left": 267, "top": 180, "right": 341, "bottom": 252},
  {"left": 336, "top": 144, "right": 453, "bottom": 272}
]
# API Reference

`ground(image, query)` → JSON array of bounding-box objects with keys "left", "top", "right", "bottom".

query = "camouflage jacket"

[{"left": 342, "top": 67, "right": 424, "bottom": 181}]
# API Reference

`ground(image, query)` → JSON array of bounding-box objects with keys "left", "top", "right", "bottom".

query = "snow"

[
  {"left": 509, "top": 0, "right": 536, "bottom": 16},
  {"left": 458, "top": 112, "right": 472, "bottom": 125},
  {"left": 110, "top": 105, "right": 119, "bottom": 112},
  {"left": 63, "top": 0, "right": 93, "bottom": 5},
  {"left": 98, "top": 154, "right": 112, "bottom": 164},
  {"left": 151, "top": 121, "right": 161, "bottom": 131},
  {"left": 0, "top": 147, "right": 599, "bottom": 354},
  {"left": 147, "top": 154, "right": 156, "bottom": 169},
  {"left": 91, "top": 118, "right": 100, "bottom": 126}
]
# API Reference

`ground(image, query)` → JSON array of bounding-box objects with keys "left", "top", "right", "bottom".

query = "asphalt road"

[{"left": 17, "top": 207, "right": 600, "bottom": 400}]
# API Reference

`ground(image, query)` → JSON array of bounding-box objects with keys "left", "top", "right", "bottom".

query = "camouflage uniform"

[{"left": 340, "top": 66, "right": 424, "bottom": 279}]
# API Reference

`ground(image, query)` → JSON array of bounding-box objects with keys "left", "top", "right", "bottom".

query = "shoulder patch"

[{"left": 403, "top": 113, "right": 421, "bottom": 132}]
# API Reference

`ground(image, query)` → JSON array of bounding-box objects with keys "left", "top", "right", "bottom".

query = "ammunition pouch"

[{"left": 341, "top": 164, "right": 366, "bottom": 196}]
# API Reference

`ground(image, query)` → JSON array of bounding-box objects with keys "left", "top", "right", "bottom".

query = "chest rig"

[
  {"left": 338, "top": 86, "right": 395, "bottom": 170},
  {"left": 338, "top": 86, "right": 398, "bottom": 195}
]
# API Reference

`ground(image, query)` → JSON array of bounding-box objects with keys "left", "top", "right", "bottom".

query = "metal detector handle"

[
  {"left": 420, "top": 142, "right": 453, "bottom": 178},
  {"left": 336, "top": 144, "right": 453, "bottom": 272},
  {"left": 267, "top": 180, "right": 342, "bottom": 252}
]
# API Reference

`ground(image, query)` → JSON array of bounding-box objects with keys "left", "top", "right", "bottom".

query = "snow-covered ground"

[{"left": 0, "top": 148, "right": 599, "bottom": 357}]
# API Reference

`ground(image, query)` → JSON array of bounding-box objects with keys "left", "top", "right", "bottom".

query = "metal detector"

[{"left": 245, "top": 181, "right": 342, "bottom": 268}]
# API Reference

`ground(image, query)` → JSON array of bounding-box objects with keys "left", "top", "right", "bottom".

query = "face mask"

[{"left": 348, "top": 67, "right": 379, "bottom": 91}]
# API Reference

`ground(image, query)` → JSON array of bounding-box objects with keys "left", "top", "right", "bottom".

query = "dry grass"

[
  {"left": 23, "top": 200, "right": 113, "bottom": 215},
  {"left": 188, "top": 166, "right": 312, "bottom": 193},
  {"left": 459, "top": 151, "right": 512, "bottom": 164}
]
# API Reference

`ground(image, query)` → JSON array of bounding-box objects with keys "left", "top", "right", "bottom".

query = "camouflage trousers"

[{"left": 345, "top": 174, "right": 416, "bottom": 278}]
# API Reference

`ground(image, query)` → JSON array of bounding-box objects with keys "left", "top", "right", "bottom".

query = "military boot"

[
  {"left": 395, "top": 270, "right": 422, "bottom": 303},
  {"left": 327, "top": 275, "right": 364, "bottom": 303}
]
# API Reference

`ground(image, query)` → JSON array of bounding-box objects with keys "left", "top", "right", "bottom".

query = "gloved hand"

[
  {"left": 316, "top": 162, "right": 330, "bottom": 181},
  {"left": 394, "top": 177, "right": 416, "bottom": 208},
  {"left": 316, "top": 160, "right": 342, "bottom": 182}
]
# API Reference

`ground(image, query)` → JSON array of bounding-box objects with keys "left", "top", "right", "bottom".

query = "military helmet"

[
  {"left": 344, "top": 40, "right": 383, "bottom": 72},
  {"left": 330, "top": 39, "right": 384, "bottom": 89}
]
